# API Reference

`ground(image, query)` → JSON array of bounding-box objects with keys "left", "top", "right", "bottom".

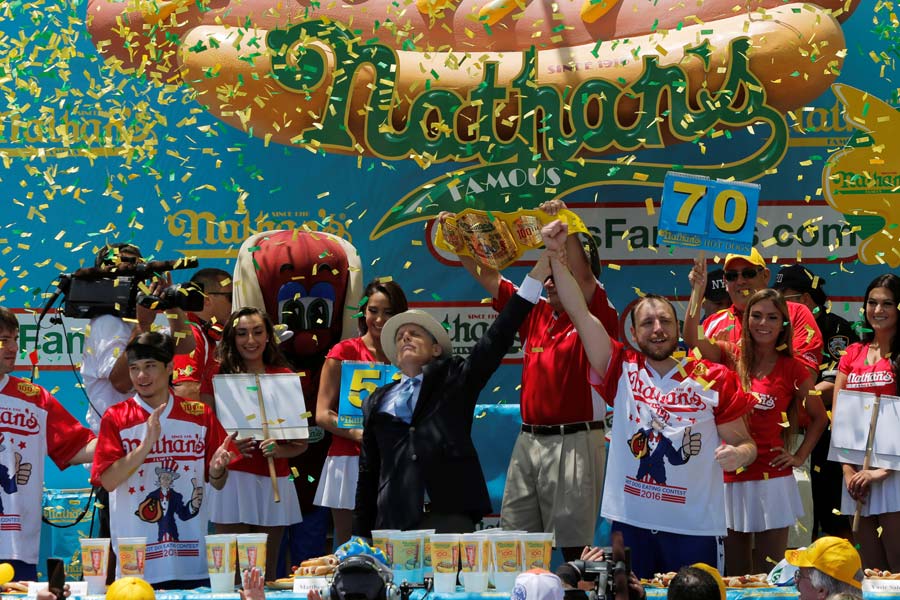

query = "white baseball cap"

[{"left": 511, "top": 569, "right": 564, "bottom": 600}]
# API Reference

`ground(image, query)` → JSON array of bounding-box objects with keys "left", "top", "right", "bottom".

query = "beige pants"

[{"left": 499, "top": 428, "right": 605, "bottom": 547}]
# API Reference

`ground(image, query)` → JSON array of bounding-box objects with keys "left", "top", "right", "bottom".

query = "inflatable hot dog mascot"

[
  {"left": 86, "top": 0, "right": 860, "bottom": 228},
  {"left": 232, "top": 229, "right": 363, "bottom": 531}
]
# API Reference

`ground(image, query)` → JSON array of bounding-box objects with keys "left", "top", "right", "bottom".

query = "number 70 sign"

[{"left": 656, "top": 172, "right": 760, "bottom": 255}]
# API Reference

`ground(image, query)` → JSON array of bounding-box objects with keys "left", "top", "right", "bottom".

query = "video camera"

[
  {"left": 564, "top": 546, "right": 631, "bottom": 600},
  {"left": 58, "top": 257, "right": 203, "bottom": 319}
]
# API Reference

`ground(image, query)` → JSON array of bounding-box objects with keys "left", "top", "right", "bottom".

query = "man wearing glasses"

[
  {"left": 786, "top": 536, "right": 863, "bottom": 599},
  {"left": 686, "top": 248, "right": 823, "bottom": 375},
  {"left": 172, "top": 268, "right": 233, "bottom": 402}
]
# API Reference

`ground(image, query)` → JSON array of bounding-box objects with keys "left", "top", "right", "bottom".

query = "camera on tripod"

[{"left": 59, "top": 257, "right": 202, "bottom": 319}]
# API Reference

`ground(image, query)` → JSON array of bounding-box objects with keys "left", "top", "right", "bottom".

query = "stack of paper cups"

[
  {"left": 236, "top": 533, "right": 268, "bottom": 581},
  {"left": 79, "top": 538, "right": 110, "bottom": 595},
  {"left": 117, "top": 537, "right": 147, "bottom": 578},
  {"left": 428, "top": 534, "right": 460, "bottom": 593},
  {"left": 206, "top": 534, "right": 238, "bottom": 592},
  {"left": 521, "top": 532, "right": 554, "bottom": 570},
  {"left": 459, "top": 533, "right": 489, "bottom": 592},
  {"left": 490, "top": 532, "right": 523, "bottom": 593},
  {"left": 388, "top": 530, "right": 423, "bottom": 584}
]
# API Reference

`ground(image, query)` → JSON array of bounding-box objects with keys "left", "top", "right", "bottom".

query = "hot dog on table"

[{"left": 87, "top": 0, "right": 860, "bottom": 155}]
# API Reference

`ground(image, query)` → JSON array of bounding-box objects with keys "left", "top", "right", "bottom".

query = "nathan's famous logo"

[
  {"left": 166, "top": 208, "right": 353, "bottom": 258},
  {"left": 262, "top": 20, "right": 797, "bottom": 238},
  {"left": 824, "top": 84, "right": 900, "bottom": 268},
  {"left": 0, "top": 107, "right": 158, "bottom": 162}
]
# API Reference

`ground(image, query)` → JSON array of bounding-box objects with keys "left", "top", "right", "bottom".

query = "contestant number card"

[
  {"left": 213, "top": 373, "right": 309, "bottom": 439},
  {"left": 337, "top": 361, "right": 398, "bottom": 429},
  {"left": 828, "top": 390, "right": 900, "bottom": 470},
  {"left": 657, "top": 172, "right": 760, "bottom": 254}
]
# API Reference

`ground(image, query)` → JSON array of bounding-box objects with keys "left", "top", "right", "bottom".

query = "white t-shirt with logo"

[
  {"left": 0, "top": 375, "right": 94, "bottom": 563},
  {"left": 91, "top": 394, "right": 229, "bottom": 583},
  {"left": 597, "top": 342, "right": 755, "bottom": 536}
]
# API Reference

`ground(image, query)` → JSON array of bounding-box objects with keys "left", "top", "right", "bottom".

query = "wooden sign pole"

[
  {"left": 853, "top": 393, "right": 881, "bottom": 532},
  {"left": 255, "top": 373, "right": 281, "bottom": 503}
]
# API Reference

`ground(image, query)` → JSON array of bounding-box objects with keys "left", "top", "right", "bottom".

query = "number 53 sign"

[{"left": 656, "top": 172, "right": 760, "bottom": 255}]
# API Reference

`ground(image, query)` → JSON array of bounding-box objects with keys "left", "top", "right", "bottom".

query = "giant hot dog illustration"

[{"left": 86, "top": 0, "right": 860, "bottom": 231}]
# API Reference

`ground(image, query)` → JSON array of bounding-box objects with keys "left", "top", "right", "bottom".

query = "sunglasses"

[{"left": 724, "top": 267, "right": 762, "bottom": 282}]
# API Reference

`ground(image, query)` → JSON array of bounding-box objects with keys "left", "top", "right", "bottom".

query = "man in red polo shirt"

[
  {"left": 684, "top": 248, "right": 823, "bottom": 375},
  {"left": 440, "top": 200, "right": 619, "bottom": 561}
]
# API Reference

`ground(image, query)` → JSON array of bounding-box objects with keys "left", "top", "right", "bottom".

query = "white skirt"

[
  {"left": 840, "top": 469, "right": 900, "bottom": 517},
  {"left": 725, "top": 476, "right": 803, "bottom": 532},
  {"left": 313, "top": 455, "right": 359, "bottom": 510},
  {"left": 209, "top": 470, "right": 303, "bottom": 525}
]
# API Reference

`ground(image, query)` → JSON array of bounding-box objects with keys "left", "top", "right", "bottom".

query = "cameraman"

[
  {"left": 81, "top": 243, "right": 195, "bottom": 432},
  {"left": 172, "top": 268, "right": 232, "bottom": 402},
  {"left": 79, "top": 243, "right": 195, "bottom": 571},
  {"left": 556, "top": 546, "right": 646, "bottom": 600}
]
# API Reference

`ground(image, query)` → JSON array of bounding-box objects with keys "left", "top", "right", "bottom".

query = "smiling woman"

[{"left": 200, "top": 307, "right": 307, "bottom": 580}]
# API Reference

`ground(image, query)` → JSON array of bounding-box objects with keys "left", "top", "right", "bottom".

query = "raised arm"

[
  {"left": 540, "top": 200, "right": 597, "bottom": 304},
  {"left": 542, "top": 220, "right": 612, "bottom": 378},
  {"left": 682, "top": 253, "right": 723, "bottom": 363}
]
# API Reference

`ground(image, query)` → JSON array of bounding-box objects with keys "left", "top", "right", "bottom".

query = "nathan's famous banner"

[{"left": 0, "top": 0, "right": 897, "bottom": 488}]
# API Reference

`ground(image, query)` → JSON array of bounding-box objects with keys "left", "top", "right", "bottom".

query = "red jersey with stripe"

[{"left": 91, "top": 394, "right": 231, "bottom": 584}]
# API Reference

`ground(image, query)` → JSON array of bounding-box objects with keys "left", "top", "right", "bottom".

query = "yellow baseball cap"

[
  {"left": 784, "top": 537, "right": 862, "bottom": 589},
  {"left": 724, "top": 247, "right": 766, "bottom": 270}
]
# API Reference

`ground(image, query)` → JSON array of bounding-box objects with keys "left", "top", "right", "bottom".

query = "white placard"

[
  {"left": 27, "top": 582, "right": 89, "bottom": 598},
  {"left": 863, "top": 578, "right": 900, "bottom": 593},
  {"left": 829, "top": 390, "right": 900, "bottom": 470},
  {"left": 293, "top": 576, "right": 330, "bottom": 594},
  {"left": 212, "top": 373, "right": 309, "bottom": 439}
]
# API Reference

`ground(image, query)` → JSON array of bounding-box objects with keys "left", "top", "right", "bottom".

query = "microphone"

[
  {"left": 37, "top": 275, "right": 71, "bottom": 326},
  {"left": 72, "top": 257, "right": 199, "bottom": 279}
]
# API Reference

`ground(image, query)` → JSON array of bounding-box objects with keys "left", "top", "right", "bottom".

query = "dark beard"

[{"left": 637, "top": 338, "right": 676, "bottom": 361}]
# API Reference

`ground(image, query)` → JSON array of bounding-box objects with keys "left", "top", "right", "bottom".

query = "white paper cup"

[
  {"left": 433, "top": 572, "right": 458, "bottom": 594},
  {"left": 521, "top": 532, "right": 554, "bottom": 570},
  {"left": 206, "top": 534, "right": 238, "bottom": 592},
  {"left": 388, "top": 531, "right": 424, "bottom": 584},
  {"left": 236, "top": 533, "right": 268, "bottom": 581},
  {"left": 371, "top": 529, "right": 400, "bottom": 566},
  {"left": 490, "top": 532, "right": 523, "bottom": 593},
  {"left": 117, "top": 537, "right": 147, "bottom": 577},
  {"left": 79, "top": 537, "right": 110, "bottom": 593},
  {"left": 465, "top": 571, "right": 489, "bottom": 592},
  {"left": 414, "top": 529, "right": 436, "bottom": 578}
]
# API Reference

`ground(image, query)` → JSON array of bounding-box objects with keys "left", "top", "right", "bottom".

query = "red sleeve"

[
  {"left": 587, "top": 283, "right": 620, "bottom": 341},
  {"left": 44, "top": 391, "right": 95, "bottom": 470},
  {"left": 199, "top": 364, "right": 220, "bottom": 396},
  {"left": 172, "top": 324, "right": 205, "bottom": 385},
  {"left": 594, "top": 340, "right": 626, "bottom": 405},
  {"left": 326, "top": 339, "right": 359, "bottom": 362},
  {"left": 490, "top": 278, "right": 516, "bottom": 313},
  {"left": 90, "top": 407, "right": 130, "bottom": 485},
  {"left": 789, "top": 302, "right": 824, "bottom": 372},
  {"left": 711, "top": 364, "right": 755, "bottom": 424}
]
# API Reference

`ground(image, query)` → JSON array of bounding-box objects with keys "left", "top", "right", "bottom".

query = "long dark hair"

[
  {"left": 860, "top": 274, "right": 900, "bottom": 395},
  {"left": 217, "top": 307, "right": 290, "bottom": 373},
  {"left": 358, "top": 280, "right": 408, "bottom": 335}
]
